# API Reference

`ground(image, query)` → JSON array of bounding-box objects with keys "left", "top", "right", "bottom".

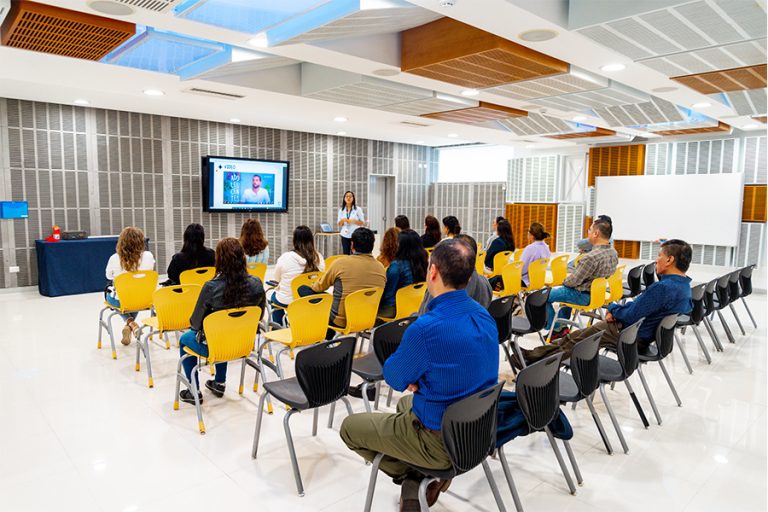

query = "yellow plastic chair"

[
  {"left": 378, "top": 282, "right": 427, "bottom": 322},
  {"left": 98, "top": 270, "right": 159, "bottom": 360},
  {"left": 548, "top": 277, "right": 608, "bottom": 341},
  {"left": 605, "top": 266, "right": 626, "bottom": 305},
  {"left": 135, "top": 284, "right": 201, "bottom": 388},
  {"left": 180, "top": 266, "right": 216, "bottom": 286},
  {"left": 174, "top": 306, "right": 262, "bottom": 434},
  {"left": 574, "top": 253, "right": 585, "bottom": 266},
  {"left": 513, "top": 248, "right": 524, "bottom": 262},
  {"left": 330, "top": 287, "right": 384, "bottom": 336},
  {"left": 425, "top": 247, "right": 433, "bottom": 257},
  {"left": 324, "top": 255, "right": 344, "bottom": 268},
  {"left": 247, "top": 262, "right": 267, "bottom": 283},
  {"left": 475, "top": 251, "right": 487, "bottom": 274},
  {"left": 488, "top": 250, "right": 514, "bottom": 278},
  {"left": 545, "top": 255, "right": 570, "bottom": 287},
  {"left": 291, "top": 271, "right": 324, "bottom": 299},
  {"left": 523, "top": 258, "right": 549, "bottom": 292},
  {"left": 493, "top": 261, "right": 524, "bottom": 298}
]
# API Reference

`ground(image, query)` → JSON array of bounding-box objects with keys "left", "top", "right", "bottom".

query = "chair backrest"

[
  {"left": 715, "top": 274, "right": 731, "bottom": 308},
  {"left": 441, "top": 383, "right": 504, "bottom": 475},
  {"left": 728, "top": 271, "right": 742, "bottom": 302},
  {"left": 499, "top": 261, "right": 523, "bottom": 297},
  {"left": 548, "top": 254, "right": 569, "bottom": 287},
  {"left": 487, "top": 295, "right": 515, "bottom": 343},
  {"left": 642, "top": 263, "right": 656, "bottom": 287},
  {"left": 324, "top": 255, "right": 344, "bottom": 269},
  {"left": 492, "top": 251, "right": 514, "bottom": 273},
  {"left": 291, "top": 271, "right": 323, "bottom": 299},
  {"left": 524, "top": 287, "right": 552, "bottom": 332},
  {"left": 625, "top": 264, "right": 644, "bottom": 297},
  {"left": 113, "top": 270, "right": 159, "bottom": 311},
  {"left": 655, "top": 314, "right": 679, "bottom": 359},
  {"left": 393, "top": 282, "right": 427, "bottom": 319},
  {"left": 246, "top": 262, "right": 267, "bottom": 282},
  {"left": 203, "top": 306, "right": 262, "bottom": 363},
  {"left": 606, "top": 266, "right": 625, "bottom": 304},
  {"left": 372, "top": 317, "right": 416, "bottom": 365},
  {"left": 703, "top": 279, "right": 718, "bottom": 316},
  {"left": 615, "top": 319, "right": 643, "bottom": 379},
  {"left": 179, "top": 266, "right": 216, "bottom": 286},
  {"left": 573, "top": 253, "right": 585, "bottom": 267},
  {"left": 343, "top": 287, "right": 384, "bottom": 333},
  {"left": 585, "top": 277, "right": 609, "bottom": 310},
  {"left": 569, "top": 331, "right": 604, "bottom": 398},
  {"left": 151, "top": 284, "right": 201, "bottom": 331},
  {"left": 295, "top": 337, "right": 357, "bottom": 408},
  {"left": 475, "top": 251, "right": 486, "bottom": 274},
  {"left": 286, "top": 295, "right": 333, "bottom": 346},
  {"left": 513, "top": 248, "right": 524, "bottom": 262},
  {"left": 689, "top": 284, "right": 706, "bottom": 324},
  {"left": 515, "top": 352, "right": 563, "bottom": 431},
  {"left": 525, "top": 258, "right": 549, "bottom": 290},
  {"left": 739, "top": 265, "right": 754, "bottom": 297}
]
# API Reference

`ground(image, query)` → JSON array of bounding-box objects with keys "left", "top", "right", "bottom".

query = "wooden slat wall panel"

[
  {"left": 583, "top": 215, "right": 593, "bottom": 237},
  {"left": 743, "top": 185, "right": 767, "bottom": 222},
  {"left": 588, "top": 145, "right": 645, "bottom": 186},
  {"left": 505, "top": 203, "right": 557, "bottom": 251},
  {"left": 614, "top": 240, "right": 640, "bottom": 259}
]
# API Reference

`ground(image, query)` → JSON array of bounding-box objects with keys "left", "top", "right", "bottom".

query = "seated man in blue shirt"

[
  {"left": 340, "top": 239, "right": 499, "bottom": 511},
  {"left": 520, "top": 239, "right": 693, "bottom": 364}
]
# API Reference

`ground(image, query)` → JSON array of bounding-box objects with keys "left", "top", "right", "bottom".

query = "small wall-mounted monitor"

[
  {"left": 202, "top": 156, "right": 289, "bottom": 213},
  {"left": 0, "top": 201, "right": 28, "bottom": 219}
]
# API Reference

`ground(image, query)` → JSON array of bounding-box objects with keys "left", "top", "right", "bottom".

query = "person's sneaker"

[
  {"left": 205, "top": 380, "right": 225, "bottom": 398},
  {"left": 550, "top": 327, "right": 570, "bottom": 342},
  {"left": 121, "top": 324, "right": 132, "bottom": 345},
  {"left": 348, "top": 383, "right": 376, "bottom": 401},
  {"left": 179, "top": 389, "right": 203, "bottom": 405}
]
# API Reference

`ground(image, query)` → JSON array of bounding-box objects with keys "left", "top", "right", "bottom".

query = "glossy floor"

[{"left": 0, "top": 288, "right": 765, "bottom": 512}]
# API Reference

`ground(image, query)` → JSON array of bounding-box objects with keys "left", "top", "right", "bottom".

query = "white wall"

[{"left": 437, "top": 145, "right": 516, "bottom": 183}]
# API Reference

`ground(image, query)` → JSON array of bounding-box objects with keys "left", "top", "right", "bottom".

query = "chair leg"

[
  {"left": 585, "top": 395, "right": 613, "bottom": 455},
  {"left": 142, "top": 328, "right": 155, "bottom": 387},
  {"left": 562, "top": 440, "right": 583, "bottom": 485},
  {"left": 386, "top": 387, "right": 394, "bottom": 408},
  {"left": 282, "top": 409, "right": 305, "bottom": 496},
  {"left": 363, "top": 453, "right": 384, "bottom": 512},
  {"left": 97, "top": 307, "right": 106, "bottom": 349},
  {"left": 599, "top": 383, "right": 629, "bottom": 454},
  {"left": 190, "top": 364, "right": 205, "bottom": 434},
  {"left": 690, "top": 325, "right": 712, "bottom": 364},
  {"left": 703, "top": 317, "right": 724, "bottom": 352},
  {"left": 741, "top": 297, "right": 758, "bottom": 328},
  {"left": 341, "top": 396, "right": 354, "bottom": 416},
  {"left": 498, "top": 446, "right": 525, "bottom": 512},
  {"left": 106, "top": 311, "right": 118, "bottom": 359},
  {"left": 636, "top": 365, "right": 662, "bottom": 426},
  {"left": 545, "top": 428, "right": 576, "bottom": 495},
  {"left": 328, "top": 402, "right": 336, "bottom": 429},
  {"left": 717, "top": 310, "right": 736, "bottom": 343},
  {"left": 729, "top": 303, "right": 746, "bottom": 335},
  {"left": 624, "top": 379, "right": 650, "bottom": 429},
  {"left": 673, "top": 332, "right": 694, "bottom": 374},
  {"left": 481, "top": 459, "right": 509, "bottom": 512},
  {"left": 251, "top": 392, "right": 268, "bottom": 458},
  {"left": 373, "top": 381, "right": 382, "bottom": 411},
  {"left": 361, "top": 382, "right": 372, "bottom": 413},
  {"left": 418, "top": 477, "right": 439, "bottom": 512},
  {"left": 658, "top": 360, "right": 682, "bottom": 407},
  {"left": 312, "top": 408, "right": 319, "bottom": 437}
]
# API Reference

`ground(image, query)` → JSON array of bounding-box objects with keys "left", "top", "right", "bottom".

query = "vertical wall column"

[
  {"left": 160, "top": 117, "right": 175, "bottom": 264},
  {"left": 0, "top": 99, "right": 16, "bottom": 287}
]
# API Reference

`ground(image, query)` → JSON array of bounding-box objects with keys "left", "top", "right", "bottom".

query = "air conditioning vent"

[
  {"left": 108, "top": 0, "right": 181, "bottom": 13},
  {"left": 182, "top": 88, "right": 245, "bottom": 100},
  {"left": 399, "top": 121, "right": 431, "bottom": 128}
]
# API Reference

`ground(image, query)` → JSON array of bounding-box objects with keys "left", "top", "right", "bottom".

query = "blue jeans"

[
  {"left": 545, "top": 286, "right": 591, "bottom": 330},
  {"left": 270, "top": 292, "right": 288, "bottom": 325},
  {"left": 179, "top": 330, "right": 227, "bottom": 388},
  {"left": 105, "top": 294, "right": 132, "bottom": 322}
]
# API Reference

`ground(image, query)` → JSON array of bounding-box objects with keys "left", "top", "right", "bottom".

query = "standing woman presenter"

[{"left": 337, "top": 190, "right": 365, "bottom": 255}]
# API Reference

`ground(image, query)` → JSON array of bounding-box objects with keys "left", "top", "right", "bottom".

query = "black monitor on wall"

[{"left": 202, "top": 155, "right": 289, "bottom": 213}]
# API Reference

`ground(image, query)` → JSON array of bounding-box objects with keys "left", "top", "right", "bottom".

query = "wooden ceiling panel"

[
  {"left": 1, "top": 0, "right": 135, "bottom": 61},
  {"left": 401, "top": 17, "right": 568, "bottom": 89},
  {"left": 654, "top": 121, "right": 731, "bottom": 136},
  {"left": 422, "top": 101, "right": 527, "bottom": 124},
  {"left": 546, "top": 127, "right": 616, "bottom": 139},
  {"left": 671, "top": 65, "right": 767, "bottom": 94},
  {"left": 754, "top": 116, "right": 767, "bottom": 124}
]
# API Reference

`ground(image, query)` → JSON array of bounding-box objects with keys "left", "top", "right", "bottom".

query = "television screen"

[
  {"left": 0, "top": 201, "right": 29, "bottom": 219},
  {"left": 202, "top": 156, "right": 289, "bottom": 213}
]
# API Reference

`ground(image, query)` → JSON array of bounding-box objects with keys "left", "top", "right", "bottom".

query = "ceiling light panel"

[
  {"left": 268, "top": 0, "right": 441, "bottom": 46},
  {"left": 710, "top": 89, "right": 768, "bottom": 116},
  {"left": 380, "top": 92, "right": 478, "bottom": 116},
  {"left": 592, "top": 97, "right": 685, "bottom": 127},
  {"left": 192, "top": 51, "right": 297, "bottom": 80},
  {"left": 497, "top": 113, "right": 572, "bottom": 136},
  {"left": 528, "top": 83, "right": 650, "bottom": 113},
  {"left": 640, "top": 39, "right": 767, "bottom": 76},
  {"left": 486, "top": 66, "right": 608, "bottom": 100},
  {"left": 173, "top": 0, "right": 330, "bottom": 34},
  {"left": 107, "top": 0, "right": 182, "bottom": 13}
]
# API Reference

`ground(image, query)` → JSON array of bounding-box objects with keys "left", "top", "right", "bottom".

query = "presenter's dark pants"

[{"left": 341, "top": 236, "right": 352, "bottom": 255}]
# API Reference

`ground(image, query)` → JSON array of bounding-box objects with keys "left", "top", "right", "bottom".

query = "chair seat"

[
  {"left": 404, "top": 462, "right": 457, "bottom": 481},
  {"left": 597, "top": 355, "right": 623, "bottom": 382},
  {"left": 264, "top": 377, "right": 310, "bottom": 410},
  {"left": 638, "top": 345, "right": 660, "bottom": 362},
  {"left": 558, "top": 372, "right": 580, "bottom": 402},
  {"left": 351, "top": 353, "right": 383, "bottom": 381},
  {"left": 142, "top": 317, "right": 160, "bottom": 329},
  {"left": 676, "top": 315, "right": 694, "bottom": 327},
  {"left": 508, "top": 316, "right": 533, "bottom": 335},
  {"left": 263, "top": 327, "right": 294, "bottom": 344}
]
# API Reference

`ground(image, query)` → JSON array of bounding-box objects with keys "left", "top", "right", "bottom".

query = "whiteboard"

[{"left": 594, "top": 174, "right": 744, "bottom": 247}]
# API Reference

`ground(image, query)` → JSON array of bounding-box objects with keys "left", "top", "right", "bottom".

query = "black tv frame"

[{"left": 202, "top": 155, "right": 290, "bottom": 213}]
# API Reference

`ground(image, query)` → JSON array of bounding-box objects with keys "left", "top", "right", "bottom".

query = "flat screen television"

[{"left": 202, "top": 155, "right": 289, "bottom": 213}]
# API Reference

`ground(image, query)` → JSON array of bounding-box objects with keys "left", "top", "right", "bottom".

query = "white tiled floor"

[{"left": 1, "top": 287, "right": 765, "bottom": 512}]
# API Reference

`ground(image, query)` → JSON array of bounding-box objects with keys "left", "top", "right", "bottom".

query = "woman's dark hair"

[
  {"left": 528, "top": 222, "right": 550, "bottom": 242},
  {"left": 240, "top": 218, "right": 268, "bottom": 256},
  {"left": 340, "top": 190, "right": 356, "bottom": 210},
  {"left": 495, "top": 216, "right": 505, "bottom": 224},
  {"left": 377, "top": 227, "right": 400, "bottom": 267},
  {"left": 292, "top": 225, "right": 320, "bottom": 273},
  {"left": 424, "top": 215, "right": 441, "bottom": 243},
  {"left": 395, "top": 230, "right": 428, "bottom": 282},
  {"left": 215, "top": 237, "right": 251, "bottom": 308},
  {"left": 496, "top": 219, "right": 515, "bottom": 249},
  {"left": 442, "top": 215, "right": 461, "bottom": 236},
  {"left": 180, "top": 223, "right": 207, "bottom": 266},
  {"left": 394, "top": 215, "right": 410, "bottom": 231}
]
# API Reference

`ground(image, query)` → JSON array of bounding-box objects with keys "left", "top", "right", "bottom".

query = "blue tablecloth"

[{"left": 35, "top": 237, "right": 150, "bottom": 297}]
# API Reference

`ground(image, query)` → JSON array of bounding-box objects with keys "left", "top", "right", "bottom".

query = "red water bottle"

[{"left": 46, "top": 225, "right": 61, "bottom": 242}]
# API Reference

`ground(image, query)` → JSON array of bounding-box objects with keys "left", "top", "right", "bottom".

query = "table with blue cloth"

[{"left": 35, "top": 237, "right": 150, "bottom": 297}]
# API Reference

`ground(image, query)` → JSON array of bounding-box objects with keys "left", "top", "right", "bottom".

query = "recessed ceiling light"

[
  {"left": 461, "top": 89, "right": 480, "bottom": 97},
  {"left": 447, "top": 133, "right": 459, "bottom": 138},
  {"left": 334, "top": 116, "right": 348, "bottom": 123},
  {"left": 230, "top": 118, "right": 241, "bottom": 123},
  {"left": 692, "top": 102, "right": 711, "bottom": 108},
  {"left": 518, "top": 29, "right": 558, "bottom": 42},
  {"left": 372, "top": 68, "right": 400, "bottom": 77},
  {"left": 572, "top": 116, "right": 587, "bottom": 122},
  {"left": 651, "top": 86, "right": 678, "bottom": 93},
  {"left": 74, "top": 99, "right": 89, "bottom": 106},
  {"left": 247, "top": 35, "right": 269, "bottom": 48},
  {"left": 143, "top": 89, "right": 164, "bottom": 96},
  {"left": 743, "top": 123, "right": 760, "bottom": 130},
  {"left": 600, "top": 63, "right": 625, "bottom": 72},
  {"left": 336, "top": 131, "right": 347, "bottom": 136},
  {"left": 88, "top": 0, "right": 134, "bottom": 16}
]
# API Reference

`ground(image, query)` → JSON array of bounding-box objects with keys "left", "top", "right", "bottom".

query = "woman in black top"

[
  {"left": 421, "top": 215, "right": 441, "bottom": 248},
  {"left": 164, "top": 223, "right": 215, "bottom": 285},
  {"left": 177, "top": 237, "right": 265, "bottom": 404},
  {"left": 485, "top": 218, "right": 515, "bottom": 272}
]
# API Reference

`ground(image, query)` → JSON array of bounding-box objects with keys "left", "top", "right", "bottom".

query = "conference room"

[{"left": 0, "top": 0, "right": 765, "bottom": 511}]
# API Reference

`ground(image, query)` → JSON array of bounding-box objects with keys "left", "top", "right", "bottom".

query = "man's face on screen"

[{"left": 252, "top": 175, "right": 261, "bottom": 189}]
